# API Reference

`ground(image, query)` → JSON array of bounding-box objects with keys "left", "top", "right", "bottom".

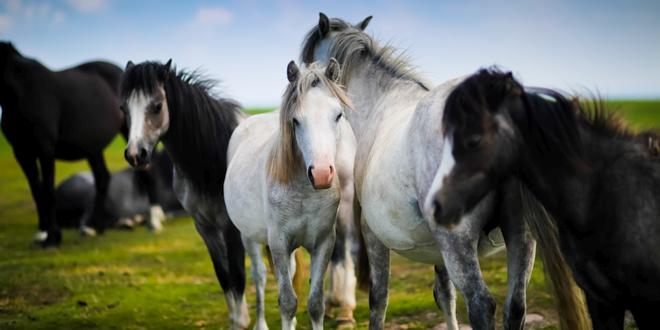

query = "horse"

[
  {"left": 55, "top": 150, "right": 184, "bottom": 232},
  {"left": 301, "top": 14, "right": 538, "bottom": 329},
  {"left": 430, "top": 68, "right": 660, "bottom": 329},
  {"left": 119, "top": 60, "right": 250, "bottom": 329},
  {"left": 0, "top": 41, "right": 124, "bottom": 247},
  {"left": 224, "top": 59, "right": 356, "bottom": 330}
]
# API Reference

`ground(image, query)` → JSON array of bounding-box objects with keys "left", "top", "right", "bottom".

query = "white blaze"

[
  {"left": 424, "top": 137, "right": 455, "bottom": 218},
  {"left": 126, "top": 92, "right": 150, "bottom": 146}
]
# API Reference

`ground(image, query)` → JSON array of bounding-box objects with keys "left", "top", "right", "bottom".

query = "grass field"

[{"left": 1, "top": 102, "right": 658, "bottom": 329}]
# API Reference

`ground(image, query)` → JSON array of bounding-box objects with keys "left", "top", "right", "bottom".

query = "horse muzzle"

[
  {"left": 307, "top": 164, "right": 334, "bottom": 190},
  {"left": 124, "top": 145, "right": 152, "bottom": 169}
]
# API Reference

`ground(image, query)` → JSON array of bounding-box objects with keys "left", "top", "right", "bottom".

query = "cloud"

[
  {"left": 0, "top": 0, "right": 65, "bottom": 31},
  {"left": 66, "top": 0, "right": 108, "bottom": 14},
  {"left": 192, "top": 7, "right": 233, "bottom": 26},
  {"left": 0, "top": 14, "right": 12, "bottom": 32},
  {"left": 53, "top": 10, "right": 65, "bottom": 24}
]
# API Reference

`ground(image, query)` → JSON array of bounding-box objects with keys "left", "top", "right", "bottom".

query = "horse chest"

[{"left": 268, "top": 183, "right": 340, "bottom": 245}]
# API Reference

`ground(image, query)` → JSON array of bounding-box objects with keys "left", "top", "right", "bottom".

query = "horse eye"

[
  {"left": 119, "top": 105, "right": 126, "bottom": 112},
  {"left": 154, "top": 103, "right": 162, "bottom": 114},
  {"left": 335, "top": 113, "right": 342, "bottom": 122},
  {"left": 292, "top": 118, "right": 300, "bottom": 127},
  {"left": 465, "top": 135, "right": 483, "bottom": 150}
]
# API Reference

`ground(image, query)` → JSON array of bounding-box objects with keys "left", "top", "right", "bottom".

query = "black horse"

[
  {"left": 56, "top": 150, "right": 183, "bottom": 231},
  {"left": 0, "top": 42, "right": 124, "bottom": 247},
  {"left": 119, "top": 60, "right": 249, "bottom": 328},
  {"left": 432, "top": 68, "right": 660, "bottom": 329}
]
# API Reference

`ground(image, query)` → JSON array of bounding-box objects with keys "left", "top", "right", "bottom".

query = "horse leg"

[
  {"left": 268, "top": 233, "right": 297, "bottom": 330},
  {"left": 433, "top": 265, "right": 459, "bottom": 330},
  {"left": 135, "top": 169, "right": 164, "bottom": 232},
  {"left": 499, "top": 181, "right": 536, "bottom": 330},
  {"left": 37, "top": 156, "right": 61, "bottom": 247},
  {"left": 630, "top": 302, "right": 659, "bottom": 329},
  {"left": 326, "top": 211, "right": 357, "bottom": 326},
  {"left": 437, "top": 229, "right": 496, "bottom": 329},
  {"left": 87, "top": 152, "right": 112, "bottom": 233},
  {"left": 585, "top": 294, "right": 623, "bottom": 330},
  {"left": 14, "top": 150, "right": 46, "bottom": 241},
  {"left": 194, "top": 212, "right": 249, "bottom": 330},
  {"left": 362, "top": 221, "right": 390, "bottom": 330},
  {"left": 243, "top": 237, "right": 268, "bottom": 330},
  {"left": 308, "top": 230, "right": 336, "bottom": 330}
]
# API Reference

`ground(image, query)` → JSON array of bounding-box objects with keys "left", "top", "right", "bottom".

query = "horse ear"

[
  {"left": 355, "top": 15, "right": 373, "bottom": 31},
  {"left": 125, "top": 61, "right": 134, "bottom": 71},
  {"left": 318, "top": 12, "right": 330, "bottom": 37},
  {"left": 504, "top": 72, "right": 522, "bottom": 96},
  {"left": 287, "top": 60, "right": 299, "bottom": 83},
  {"left": 326, "top": 58, "right": 340, "bottom": 82},
  {"left": 161, "top": 59, "right": 172, "bottom": 80}
]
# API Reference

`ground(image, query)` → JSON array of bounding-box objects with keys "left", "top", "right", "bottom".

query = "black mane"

[
  {"left": 120, "top": 61, "right": 241, "bottom": 197},
  {"left": 445, "top": 68, "right": 658, "bottom": 167}
]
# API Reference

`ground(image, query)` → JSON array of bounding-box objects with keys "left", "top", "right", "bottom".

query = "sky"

[{"left": 1, "top": 0, "right": 659, "bottom": 107}]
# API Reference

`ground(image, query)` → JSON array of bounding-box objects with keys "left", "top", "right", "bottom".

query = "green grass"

[{"left": 1, "top": 102, "right": 658, "bottom": 329}]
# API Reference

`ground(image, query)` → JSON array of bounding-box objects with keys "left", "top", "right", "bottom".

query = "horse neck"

[
  {"left": 515, "top": 123, "right": 601, "bottom": 232},
  {"left": 408, "top": 79, "right": 464, "bottom": 203},
  {"left": 0, "top": 56, "right": 47, "bottom": 107},
  {"left": 343, "top": 61, "right": 429, "bottom": 138},
  {"left": 160, "top": 80, "right": 238, "bottom": 195}
]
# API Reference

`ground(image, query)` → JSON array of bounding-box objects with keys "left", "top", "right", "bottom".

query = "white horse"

[
  {"left": 224, "top": 60, "right": 356, "bottom": 330},
  {"left": 301, "top": 14, "right": 536, "bottom": 330}
]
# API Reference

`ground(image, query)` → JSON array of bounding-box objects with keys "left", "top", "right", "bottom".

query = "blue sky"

[{"left": 1, "top": 0, "right": 659, "bottom": 107}]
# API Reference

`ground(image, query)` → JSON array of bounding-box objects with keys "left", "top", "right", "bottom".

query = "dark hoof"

[{"left": 40, "top": 230, "right": 62, "bottom": 248}]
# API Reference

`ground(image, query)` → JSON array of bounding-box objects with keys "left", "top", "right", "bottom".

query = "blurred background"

[
  {"left": 1, "top": 0, "right": 659, "bottom": 108},
  {"left": 1, "top": 1, "right": 659, "bottom": 329}
]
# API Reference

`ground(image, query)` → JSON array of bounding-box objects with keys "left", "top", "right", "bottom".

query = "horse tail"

[
  {"left": 353, "top": 197, "right": 370, "bottom": 291},
  {"left": 519, "top": 184, "right": 591, "bottom": 330},
  {"left": 263, "top": 245, "right": 305, "bottom": 296}
]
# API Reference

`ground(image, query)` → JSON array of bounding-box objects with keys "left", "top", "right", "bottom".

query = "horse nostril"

[
  {"left": 124, "top": 148, "right": 131, "bottom": 161},
  {"left": 307, "top": 166, "right": 315, "bottom": 185},
  {"left": 139, "top": 147, "right": 148, "bottom": 160},
  {"left": 329, "top": 165, "right": 334, "bottom": 174},
  {"left": 433, "top": 200, "right": 443, "bottom": 222}
]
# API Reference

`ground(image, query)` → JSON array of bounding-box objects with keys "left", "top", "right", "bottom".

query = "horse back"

[{"left": 72, "top": 61, "right": 122, "bottom": 93}]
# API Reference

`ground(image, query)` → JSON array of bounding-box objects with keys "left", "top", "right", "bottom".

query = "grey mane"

[{"left": 300, "top": 17, "right": 429, "bottom": 91}]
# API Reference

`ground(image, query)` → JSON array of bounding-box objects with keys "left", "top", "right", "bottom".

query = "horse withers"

[
  {"left": 224, "top": 59, "right": 356, "bottom": 330},
  {"left": 0, "top": 41, "right": 123, "bottom": 247},
  {"left": 431, "top": 68, "right": 660, "bottom": 329}
]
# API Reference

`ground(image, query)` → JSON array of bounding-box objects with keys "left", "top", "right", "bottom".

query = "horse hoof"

[
  {"left": 336, "top": 317, "right": 356, "bottom": 329},
  {"left": 40, "top": 231, "right": 61, "bottom": 248},
  {"left": 33, "top": 231, "right": 48, "bottom": 243},
  {"left": 80, "top": 226, "right": 98, "bottom": 237},
  {"left": 116, "top": 218, "right": 135, "bottom": 229}
]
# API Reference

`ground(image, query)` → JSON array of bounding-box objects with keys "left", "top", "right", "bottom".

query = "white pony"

[
  {"left": 301, "top": 14, "right": 536, "bottom": 330},
  {"left": 224, "top": 59, "right": 356, "bottom": 330}
]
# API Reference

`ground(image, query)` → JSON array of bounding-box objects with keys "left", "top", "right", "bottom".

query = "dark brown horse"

[
  {"left": 432, "top": 68, "right": 660, "bottom": 329},
  {"left": 0, "top": 42, "right": 124, "bottom": 247}
]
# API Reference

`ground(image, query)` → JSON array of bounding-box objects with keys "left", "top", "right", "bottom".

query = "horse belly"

[
  {"left": 362, "top": 193, "right": 443, "bottom": 265},
  {"left": 224, "top": 174, "right": 269, "bottom": 244}
]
